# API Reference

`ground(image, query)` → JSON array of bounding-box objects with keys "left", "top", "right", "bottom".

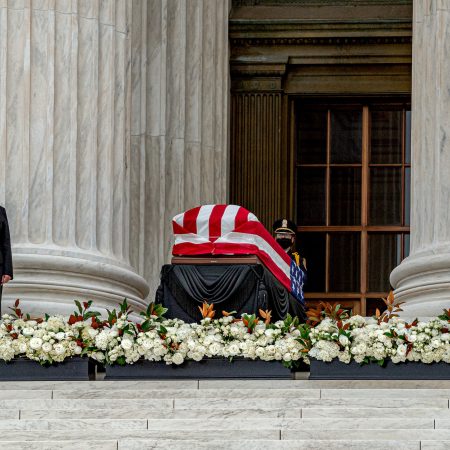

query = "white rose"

[
  {"left": 55, "top": 332, "right": 65, "bottom": 341},
  {"left": 227, "top": 344, "right": 240, "bottom": 356},
  {"left": 209, "top": 343, "right": 222, "bottom": 356},
  {"left": 74, "top": 346, "right": 82, "bottom": 355},
  {"left": 339, "top": 335, "right": 349, "bottom": 346},
  {"left": 22, "top": 328, "right": 34, "bottom": 337},
  {"left": 431, "top": 339, "right": 441, "bottom": 349},
  {"left": 121, "top": 339, "right": 133, "bottom": 351},
  {"left": 54, "top": 344, "right": 65, "bottom": 355},
  {"left": 29, "top": 337, "right": 43, "bottom": 350},
  {"left": 42, "top": 342, "right": 53, "bottom": 353},
  {"left": 19, "top": 343, "right": 27, "bottom": 353},
  {"left": 172, "top": 353, "right": 184, "bottom": 365}
]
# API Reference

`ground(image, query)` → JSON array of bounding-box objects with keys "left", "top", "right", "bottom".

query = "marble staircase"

[{"left": 0, "top": 378, "right": 449, "bottom": 449}]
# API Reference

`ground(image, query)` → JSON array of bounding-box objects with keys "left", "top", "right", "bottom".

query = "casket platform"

[{"left": 155, "top": 205, "right": 306, "bottom": 323}]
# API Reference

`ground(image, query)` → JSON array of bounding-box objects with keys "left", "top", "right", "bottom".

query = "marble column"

[
  {"left": 132, "top": 0, "right": 230, "bottom": 297},
  {"left": 0, "top": 0, "right": 230, "bottom": 314},
  {"left": 0, "top": 0, "right": 149, "bottom": 315},
  {"left": 390, "top": 0, "right": 450, "bottom": 317}
]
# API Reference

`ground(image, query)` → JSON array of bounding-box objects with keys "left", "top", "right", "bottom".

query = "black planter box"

[
  {"left": 105, "top": 357, "right": 293, "bottom": 380},
  {"left": 0, "top": 357, "right": 94, "bottom": 381},
  {"left": 309, "top": 359, "right": 450, "bottom": 380}
]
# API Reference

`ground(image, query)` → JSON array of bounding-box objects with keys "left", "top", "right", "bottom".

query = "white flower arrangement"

[{"left": 0, "top": 295, "right": 449, "bottom": 368}]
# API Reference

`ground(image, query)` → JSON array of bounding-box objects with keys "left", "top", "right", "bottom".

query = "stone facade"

[
  {"left": 0, "top": 0, "right": 229, "bottom": 315},
  {"left": 2, "top": 0, "right": 450, "bottom": 319},
  {"left": 390, "top": 0, "right": 450, "bottom": 318}
]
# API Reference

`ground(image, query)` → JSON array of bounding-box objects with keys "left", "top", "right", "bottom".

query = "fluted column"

[
  {"left": 390, "top": 0, "right": 450, "bottom": 317},
  {"left": 0, "top": 0, "right": 149, "bottom": 315},
  {"left": 134, "top": 0, "right": 230, "bottom": 296}
]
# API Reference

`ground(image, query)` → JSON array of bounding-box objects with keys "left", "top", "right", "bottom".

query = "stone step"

[
  {"left": 0, "top": 417, "right": 437, "bottom": 431},
  {"left": 281, "top": 429, "right": 450, "bottom": 440},
  {"left": 0, "top": 399, "right": 173, "bottom": 409},
  {"left": 1, "top": 387, "right": 450, "bottom": 401},
  {"left": 16, "top": 407, "right": 450, "bottom": 420},
  {"left": 0, "top": 439, "right": 423, "bottom": 450},
  {"left": 320, "top": 389, "right": 450, "bottom": 398},
  {"left": 20, "top": 408, "right": 301, "bottom": 419},
  {"left": 172, "top": 397, "right": 449, "bottom": 409},
  {"left": 0, "top": 429, "right": 281, "bottom": 441},
  {"left": 302, "top": 407, "right": 450, "bottom": 418},
  {"left": 117, "top": 439, "right": 421, "bottom": 450},
  {"left": 0, "top": 397, "right": 448, "bottom": 410},
  {"left": 198, "top": 380, "right": 450, "bottom": 389},
  {"left": 0, "top": 419, "right": 148, "bottom": 431},
  {"left": 2, "top": 379, "right": 450, "bottom": 391},
  {"left": 46, "top": 387, "right": 450, "bottom": 399},
  {"left": 0, "top": 380, "right": 198, "bottom": 390},
  {"left": 1, "top": 442, "right": 116, "bottom": 450},
  {"left": 51, "top": 388, "right": 321, "bottom": 399},
  {"left": 142, "top": 417, "right": 434, "bottom": 430}
]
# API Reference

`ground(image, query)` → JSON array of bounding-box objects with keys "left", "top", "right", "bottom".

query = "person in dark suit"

[{"left": 0, "top": 206, "right": 13, "bottom": 311}]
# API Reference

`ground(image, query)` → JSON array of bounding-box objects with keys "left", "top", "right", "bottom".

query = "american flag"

[{"left": 172, "top": 204, "right": 304, "bottom": 299}]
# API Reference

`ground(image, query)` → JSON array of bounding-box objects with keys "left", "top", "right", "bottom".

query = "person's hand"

[{"left": 1, "top": 275, "right": 11, "bottom": 285}]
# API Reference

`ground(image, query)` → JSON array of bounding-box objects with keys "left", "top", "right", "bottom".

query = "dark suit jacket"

[{"left": 0, "top": 206, "right": 13, "bottom": 279}]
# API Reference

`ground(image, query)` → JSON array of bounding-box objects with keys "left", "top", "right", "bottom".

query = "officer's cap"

[{"left": 272, "top": 218, "right": 297, "bottom": 235}]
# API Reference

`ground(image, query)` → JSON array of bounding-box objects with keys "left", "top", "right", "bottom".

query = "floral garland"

[{"left": 0, "top": 295, "right": 449, "bottom": 367}]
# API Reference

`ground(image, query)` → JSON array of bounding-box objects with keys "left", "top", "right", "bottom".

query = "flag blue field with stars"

[{"left": 290, "top": 259, "right": 305, "bottom": 304}]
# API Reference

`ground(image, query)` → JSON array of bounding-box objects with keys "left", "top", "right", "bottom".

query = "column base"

[
  {"left": 1, "top": 246, "right": 150, "bottom": 317},
  {"left": 390, "top": 246, "right": 450, "bottom": 319}
]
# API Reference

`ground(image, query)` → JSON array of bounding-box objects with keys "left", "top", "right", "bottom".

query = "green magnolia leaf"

[{"left": 74, "top": 300, "right": 83, "bottom": 314}]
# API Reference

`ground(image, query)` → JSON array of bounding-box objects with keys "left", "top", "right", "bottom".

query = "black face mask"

[{"left": 276, "top": 238, "right": 292, "bottom": 250}]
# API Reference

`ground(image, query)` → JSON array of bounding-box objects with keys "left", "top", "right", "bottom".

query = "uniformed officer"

[
  {"left": 272, "top": 218, "right": 307, "bottom": 319},
  {"left": 272, "top": 218, "right": 307, "bottom": 271}
]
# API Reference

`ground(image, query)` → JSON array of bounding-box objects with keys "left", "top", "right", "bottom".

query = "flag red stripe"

[
  {"left": 234, "top": 206, "right": 249, "bottom": 228},
  {"left": 183, "top": 206, "right": 201, "bottom": 234},
  {"left": 208, "top": 204, "right": 227, "bottom": 242}
]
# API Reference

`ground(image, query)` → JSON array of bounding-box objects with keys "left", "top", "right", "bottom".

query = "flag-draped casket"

[{"left": 155, "top": 205, "right": 306, "bottom": 322}]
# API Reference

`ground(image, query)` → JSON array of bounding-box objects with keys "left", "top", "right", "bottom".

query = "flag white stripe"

[
  {"left": 173, "top": 212, "right": 185, "bottom": 227},
  {"left": 174, "top": 233, "right": 211, "bottom": 245},
  {"left": 215, "top": 231, "right": 290, "bottom": 279},
  {"left": 221, "top": 204, "right": 240, "bottom": 236},
  {"left": 196, "top": 204, "right": 215, "bottom": 238}
]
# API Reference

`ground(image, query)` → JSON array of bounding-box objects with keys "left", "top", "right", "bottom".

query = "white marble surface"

[
  {"left": 1, "top": 443, "right": 116, "bottom": 450},
  {"left": 390, "top": 0, "right": 450, "bottom": 317},
  {"left": 0, "top": 0, "right": 230, "bottom": 315},
  {"left": 0, "top": 419, "right": 148, "bottom": 431},
  {"left": 302, "top": 407, "right": 450, "bottom": 418},
  {"left": 144, "top": 417, "right": 433, "bottom": 431},
  {"left": 173, "top": 397, "right": 449, "bottom": 409},
  {"left": 0, "top": 399, "right": 173, "bottom": 410},
  {"left": 51, "top": 388, "right": 320, "bottom": 399},
  {"left": 117, "top": 440, "right": 420, "bottom": 450},
  {"left": 21, "top": 408, "right": 300, "bottom": 420}
]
